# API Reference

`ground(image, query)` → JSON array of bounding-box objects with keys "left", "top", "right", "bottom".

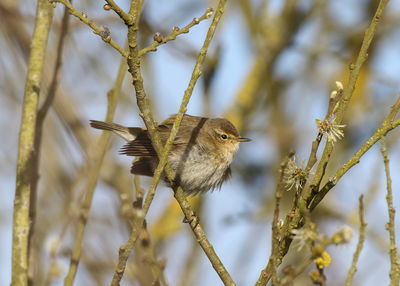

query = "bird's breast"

[{"left": 168, "top": 144, "right": 232, "bottom": 194}]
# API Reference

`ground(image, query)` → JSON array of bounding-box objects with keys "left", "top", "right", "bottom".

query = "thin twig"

[
  {"left": 345, "top": 195, "right": 367, "bottom": 286},
  {"left": 12, "top": 1, "right": 53, "bottom": 285},
  {"left": 380, "top": 137, "right": 400, "bottom": 286},
  {"left": 51, "top": 0, "right": 211, "bottom": 60},
  {"left": 51, "top": 0, "right": 128, "bottom": 58},
  {"left": 138, "top": 8, "right": 214, "bottom": 56},
  {"left": 63, "top": 56, "right": 127, "bottom": 286},
  {"left": 104, "top": 0, "right": 133, "bottom": 25}
]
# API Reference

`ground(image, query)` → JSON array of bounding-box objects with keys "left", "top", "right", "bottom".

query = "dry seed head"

[
  {"left": 284, "top": 157, "right": 307, "bottom": 191},
  {"left": 316, "top": 118, "right": 346, "bottom": 143}
]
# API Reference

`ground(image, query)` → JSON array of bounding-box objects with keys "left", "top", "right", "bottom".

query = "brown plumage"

[{"left": 90, "top": 114, "right": 250, "bottom": 194}]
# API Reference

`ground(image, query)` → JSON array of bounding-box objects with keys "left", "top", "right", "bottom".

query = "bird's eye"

[{"left": 220, "top": 134, "right": 228, "bottom": 140}]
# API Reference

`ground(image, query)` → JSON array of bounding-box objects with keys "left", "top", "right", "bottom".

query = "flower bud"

[
  {"left": 335, "top": 81, "right": 343, "bottom": 90},
  {"left": 153, "top": 32, "right": 163, "bottom": 43}
]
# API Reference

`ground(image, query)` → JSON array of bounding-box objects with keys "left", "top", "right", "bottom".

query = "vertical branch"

[
  {"left": 29, "top": 4, "right": 71, "bottom": 284},
  {"left": 12, "top": 0, "right": 53, "bottom": 285},
  {"left": 269, "top": 155, "right": 291, "bottom": 285},
  {"left": 63, "top": 57, "right": 127, "bottom": 286},
  {"left": 345, "top": 195, "right": 367, "bottom": 286},
  {"left": 380, "top": 137, "right": 400, "bottom": 286}
]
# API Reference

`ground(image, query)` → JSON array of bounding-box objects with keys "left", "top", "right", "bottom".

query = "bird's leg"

[{"left": 182, "top": 211, "right": 200, "bottom": 228}]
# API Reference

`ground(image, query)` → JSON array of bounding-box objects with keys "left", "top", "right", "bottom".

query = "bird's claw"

[{"left": 182, "top": 212, "right": 200, "bottom": 228}]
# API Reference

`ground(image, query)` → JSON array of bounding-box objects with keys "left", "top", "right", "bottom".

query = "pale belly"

[{"left": 168, "top": 146, "right": 233, "bottom": 194}]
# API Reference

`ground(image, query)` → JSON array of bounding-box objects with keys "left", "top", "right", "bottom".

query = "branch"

[
  {"left": 309, "top": 0, "right": 389, "bottom": 192},
  {"left": 254, "top": 2, "right": 391, "bottom": 284},
  {"left": 345, "top": 195, "right": 367, "bottom": 286},
  {"left": 12, "top": 0, "right": 53, "bottom": 285},
  {"left": 50, "top": 0, "right": 128, "bottom": 58},
  {"left": 63, "top": 56, "right": 127, "bottom": 286},
  {"left": 104, "top": 0, "right": 134, "bottom": 25},
  {"left": 110, "top": 0, "right": 235, "bottom": 285},
  {"left": 380, "top": 137, "right": 400, "bottom": 285},
  {"left": 310, "top": 98, "right": 400, "bottom": 210},
  {"left": 138, "top": 8, "right": 214, "bottom": 56},
  {"left": 29, "top": 3, "right": 71, "bottom": 283},
  {"left": 268, "top": 154, "right": 293, "bottom": 285}
]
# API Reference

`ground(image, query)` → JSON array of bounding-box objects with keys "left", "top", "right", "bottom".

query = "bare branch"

[
  {"left": 310, "top": 98, "right": 400, "bottom": 210},
  {"left": 380, "top": 137, "right": 400, "bottom": 285},
  {"left": 104, "top": 0, "right": 134, "bottom": 25},
  {"left": 13, "top": 1, "right": 53, "bottom": 285},
  {"left": 310, "top": 0, "right": 389, "bottom": 192},
  {"left": 29, "top": 3, "right": 71, "bottom": 283},
  {"left": 345, "top": 195, "right": 367, "bottom": 286},
  {"left": 51, "top": 0, "right": 128, "bottom": 58},
  {"left": 138, "top": 8, "right": 214, "bottom": 56}
]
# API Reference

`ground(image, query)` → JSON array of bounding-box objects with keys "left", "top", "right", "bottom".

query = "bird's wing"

[
  {"left": 130, "top": 157, "right": 156, "bottom": 176},
  {"left": 119, "top": 130, "right": 157, "bottom": 157}
]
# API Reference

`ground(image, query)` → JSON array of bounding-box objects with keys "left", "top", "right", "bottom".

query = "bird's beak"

[{"left": 237, "top": 137, "right": 251, "bottom": 142}]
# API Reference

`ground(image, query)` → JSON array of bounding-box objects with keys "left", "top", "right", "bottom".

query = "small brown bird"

[{"left": 90, "top": 114, "right": 250, "bottom": 194}]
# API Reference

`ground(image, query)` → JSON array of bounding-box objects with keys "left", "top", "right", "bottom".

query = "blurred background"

[{"left": 1, "top": 0, "right": 400, "bottom": 285}]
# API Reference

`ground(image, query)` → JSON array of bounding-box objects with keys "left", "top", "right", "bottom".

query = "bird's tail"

[{"left": 89, "top": 120, "right": 142, "bottom": 142}]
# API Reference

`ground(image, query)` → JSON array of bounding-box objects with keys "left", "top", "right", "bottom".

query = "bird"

[{"left": 90, "top": 114, "right": 250, "bottom": 194}]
